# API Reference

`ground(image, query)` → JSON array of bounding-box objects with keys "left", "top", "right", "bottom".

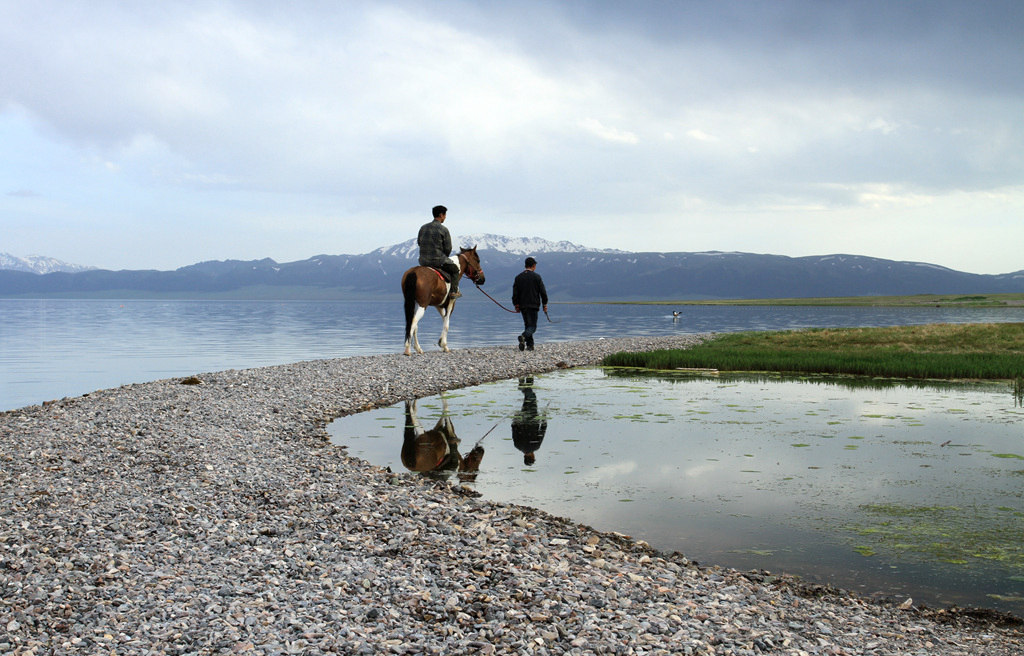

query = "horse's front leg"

[{"left": 437, "top": 302, "right": 454, "bottom": 352}]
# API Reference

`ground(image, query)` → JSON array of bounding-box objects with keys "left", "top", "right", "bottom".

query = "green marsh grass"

[
  {"left": 604, "top": 323, "right": 1024, "bottom": 381},
  {"left": 600, "top": 292, "right": 1024, "bottom": 307}
]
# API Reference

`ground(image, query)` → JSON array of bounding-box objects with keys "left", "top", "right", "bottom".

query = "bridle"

[{"left": 458, "top": 252, "right": 484, "bottom": 285}]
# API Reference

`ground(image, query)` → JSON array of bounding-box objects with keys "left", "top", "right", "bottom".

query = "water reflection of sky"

[{"left": 329, "top": 369, "right": 1024, "bottom": 616}]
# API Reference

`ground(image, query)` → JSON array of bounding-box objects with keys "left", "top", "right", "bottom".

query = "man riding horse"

[
  {"left": 418, "top": 205, "right": 461, "bottom": 300},
  {"left": 402, "top": 206, "right": 485, "bottom": 355}
]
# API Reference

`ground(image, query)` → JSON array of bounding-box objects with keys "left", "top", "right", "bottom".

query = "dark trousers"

[
  {"left": 440, "top": 262, "right": 460, "bottom": 292},
  {"left": 520, "top": 307, "right": 539, "bottom": 347}
]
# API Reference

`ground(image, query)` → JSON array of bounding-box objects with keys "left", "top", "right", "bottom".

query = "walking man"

[
  {"left": 512, "top": 256, "right": 548, "bottom": 351},
  {"left": 417, "top": 205, "right": 461, "bottom": 299}
]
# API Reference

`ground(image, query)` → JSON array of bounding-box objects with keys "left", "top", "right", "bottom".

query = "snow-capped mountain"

[
  {"left": 373, "top": 233, "right": 625, "bottom": 259},
  {"left": 3, "top": 241, "right": 1023, "bottom": 299},
  {"left": 0, "top": 253, "right": 96, "bottom": 274}
]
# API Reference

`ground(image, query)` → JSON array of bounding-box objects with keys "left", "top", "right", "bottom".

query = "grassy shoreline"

[{"left": 604, "top": 323, "right": 1024, "bottom": 382}]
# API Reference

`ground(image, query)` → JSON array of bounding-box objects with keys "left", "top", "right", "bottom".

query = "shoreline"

[{"left": 2, "top": 335, "right": 1021, "bottom": 654}]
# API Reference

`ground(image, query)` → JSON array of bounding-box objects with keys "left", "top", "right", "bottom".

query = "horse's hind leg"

[
  {"left": 439, "top": 395, "right": 455, "bottom": 437},
  {"left": 405, "top": 305, "right": 427, "bottom": 355},
  {"left": 405, "top": 400, "right": 422, "bottom": 436},
  {"left": 437, "top": 302, "right": 454, "bottom": 352},
  {"left": 412, "top": 305, "right": 426, "bottom": 354}
]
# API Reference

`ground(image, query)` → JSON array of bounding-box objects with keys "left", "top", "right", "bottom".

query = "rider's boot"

[{"left": 449, "top": 281, "right": 462, "bottom": 299}]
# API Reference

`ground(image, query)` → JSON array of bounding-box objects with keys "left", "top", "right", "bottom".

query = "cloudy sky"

[{"left": 2, "top": 1, "right": 1022, "bottom": 274}]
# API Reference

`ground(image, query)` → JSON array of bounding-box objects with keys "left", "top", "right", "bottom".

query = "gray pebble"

[{"left": 1, "top": 336, "right": 1021, "bottom": 654}]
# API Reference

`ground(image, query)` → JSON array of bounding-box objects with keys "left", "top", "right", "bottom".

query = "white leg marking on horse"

[
  {"left": 438, "top": 302, "right": 454, "bottom": 352},
  {"left": 407, "top": 304, "right": 427, "bottom": 354},
  {"left": 407, "top": 399, "right": 423, "bottom": 433}
]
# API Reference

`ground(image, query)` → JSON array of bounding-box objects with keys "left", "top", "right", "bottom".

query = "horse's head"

[{"left": 459, "top": 246, "right": 485, "bottom": 285}]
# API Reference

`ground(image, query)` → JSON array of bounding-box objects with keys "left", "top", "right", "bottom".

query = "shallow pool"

[{"left": 328, "top": 368, "right": 1024, "bottom": 616}]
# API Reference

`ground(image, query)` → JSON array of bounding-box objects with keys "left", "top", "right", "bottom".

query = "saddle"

[{"left": 428, "top": 266, "right": 452, "bottom": 283}]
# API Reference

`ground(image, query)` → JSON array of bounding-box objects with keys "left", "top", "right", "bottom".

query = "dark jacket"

[
  {"left": 512, "top": 270, "right": 548, "bottom": 309},
  {"left": 512, "top": 387, "right": 547, "bottom": 454},
  {"left": 417, "top": 220, "right": 452, "bottom": 267}
]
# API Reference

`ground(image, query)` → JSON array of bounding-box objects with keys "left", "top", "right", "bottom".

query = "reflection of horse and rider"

[
  {"left": 512, "top": 377, "right": 547, "bottom": 466},
  {"left": 400, "top": 396, "right": 484, "bottom": 482},
  {"left": 400, "top": 378, "right": 548, "bottom": 480}
]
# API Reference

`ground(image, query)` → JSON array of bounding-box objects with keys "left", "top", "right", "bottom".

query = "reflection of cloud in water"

[
  {"left": 654, "top": 463, "right": 683, "bottom": 477},
  {"left": 580, "top": 460, "right": 637, "bottom": 484},
  {"left": 683, "top": 462, "right": 723, "bottom": 478}
]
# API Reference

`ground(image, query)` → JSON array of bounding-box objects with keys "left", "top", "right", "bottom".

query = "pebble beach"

[{"left": 2, "top": 335, "right": 1021, "bottom": 655}]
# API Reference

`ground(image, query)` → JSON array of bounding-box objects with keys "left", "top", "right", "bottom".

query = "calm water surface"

[
  {"left": 4, "top": 297, "right": 1024, "bottom": 411},
  {"left": 329, "top": 370, "right": 1024, "bottom": 617}
]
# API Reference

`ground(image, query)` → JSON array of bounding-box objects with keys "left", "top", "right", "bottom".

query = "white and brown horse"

[
  {"left": 400, "top": 396, "right": 484, "bottom": 481},
  {"left": 402, "top": 246, "right": 485, "bottom": 355}
]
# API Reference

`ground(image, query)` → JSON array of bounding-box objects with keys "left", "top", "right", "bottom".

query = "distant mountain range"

[
  {"left": 2, "top": 236, "right": 1023, "bottom": 300},
  {"left": 0, "top": 252, "right": 96, "bottom": 275}
]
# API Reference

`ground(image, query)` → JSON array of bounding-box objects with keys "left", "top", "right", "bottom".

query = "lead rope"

[
  {"left": 473, "top": 282, "right": 518, "bottom": 313},
  {"left": 475, "top": 282, "right": 565, "bottom": 323},
  {"left": 472, "top": 419, "right": 503, "bottom": 449},
  {"left": 471, "top": 279, "right": 559, "bottom": 323}
]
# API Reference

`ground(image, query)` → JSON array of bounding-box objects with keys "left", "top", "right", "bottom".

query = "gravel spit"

[{"left": 2, "top": 335, "right": 1021, "bottom": 655}]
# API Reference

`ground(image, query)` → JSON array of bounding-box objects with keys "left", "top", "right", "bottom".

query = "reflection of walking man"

[
  {"left": 512, "top": 377, "right": 547, "bottom": 465},
  {"left": 512, "top": 257, "right": 548, "bottom": 351}
]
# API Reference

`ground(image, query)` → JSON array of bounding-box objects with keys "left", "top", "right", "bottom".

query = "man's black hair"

[
  {"left": 524, "top": 257, "right": 537, "bottom": 268},
  {"left": 432, "top": 205, "right": 447, "bottom": 218}
]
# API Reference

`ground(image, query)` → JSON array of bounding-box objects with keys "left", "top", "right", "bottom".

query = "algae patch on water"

[{"left": 843, "top": 503, "right": 1024, "bottom": 572}]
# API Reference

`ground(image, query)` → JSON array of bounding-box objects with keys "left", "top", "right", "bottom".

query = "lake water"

[
  {"left": 4, "top": 297, "right": 1024, "bottom": 412},
  {"left": 329, "top": 370, "right": 1024, "bottom": 616}
]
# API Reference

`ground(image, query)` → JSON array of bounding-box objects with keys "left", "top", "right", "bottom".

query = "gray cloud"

[{"left": 1, "top": 1, "right": 1022, "bottom": 272}]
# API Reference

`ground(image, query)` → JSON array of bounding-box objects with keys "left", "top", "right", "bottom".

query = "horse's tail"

[{"left": 403, "top": 271, "right": 418, "bottom": 340}]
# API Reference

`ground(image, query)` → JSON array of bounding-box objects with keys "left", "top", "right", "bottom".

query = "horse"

[
  {"left": 401, "top": 396, "right": 484, "bottom": 481},
  {"left": 402, "top": 246, "right": 485, "bottom": 356},
  {"left": 401, "top": 397, "right": 458, "bottom": 474}
]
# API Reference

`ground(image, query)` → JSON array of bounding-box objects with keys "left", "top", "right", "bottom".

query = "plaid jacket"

[{"left": 417, "top": 220, "right": 453, "bottom": 267}]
